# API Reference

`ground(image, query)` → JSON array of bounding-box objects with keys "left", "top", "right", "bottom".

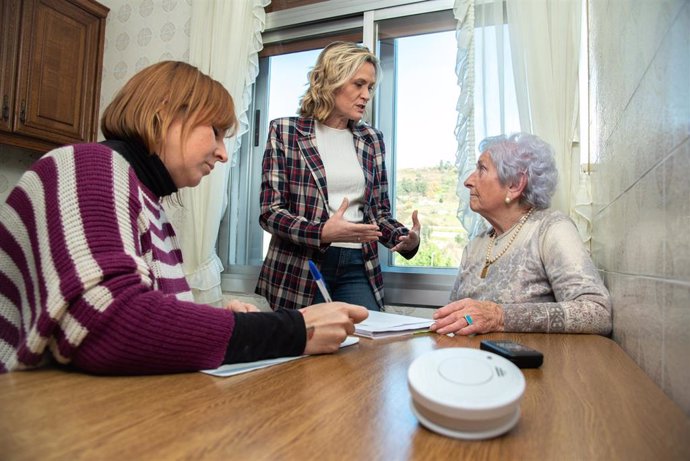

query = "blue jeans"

[{"left": 312, "top": 247, "right": 380, "bottom": 311}]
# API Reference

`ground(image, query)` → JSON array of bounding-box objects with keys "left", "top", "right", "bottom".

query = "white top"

[{"left": 315, "top": 121, "right": 365, "bottom": 249}]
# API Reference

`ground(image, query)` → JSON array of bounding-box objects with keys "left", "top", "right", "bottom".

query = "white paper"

[
  {"left": 201, "top": 336, "right": 360, "bottom": 377},
  {"left": 355, "top": 310, "right": 434, "bottom": 339}
]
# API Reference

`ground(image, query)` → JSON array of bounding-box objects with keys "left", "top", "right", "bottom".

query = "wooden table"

[{"left": 1, "top": 333, "right": 689, "bottom": 460}]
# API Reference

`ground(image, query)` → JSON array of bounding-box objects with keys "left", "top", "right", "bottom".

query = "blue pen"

[{"left": 308, "top": 260, "right": 333, "bottom": 303}]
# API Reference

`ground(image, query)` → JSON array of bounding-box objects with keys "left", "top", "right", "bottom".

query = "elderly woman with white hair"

[{"left": 431, "top": 133, "right": 612, "bottom": 336}]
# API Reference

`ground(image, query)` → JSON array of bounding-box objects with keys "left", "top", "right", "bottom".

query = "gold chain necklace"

[{"left": 480, "top": 208, "right": 534, "bottom": 279}]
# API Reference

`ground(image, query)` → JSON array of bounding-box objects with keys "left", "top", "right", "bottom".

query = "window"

[
  {"left": 376, "top": 11, "right": 465, "bottom": 270},
  {"left": 219, "top": 0, "right": 519, "bottom": 305}
]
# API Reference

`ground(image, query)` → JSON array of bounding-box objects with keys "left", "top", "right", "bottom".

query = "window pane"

[
  {"left": 378, "top": 21, "right": 466, "bottom": 269},
  {"left": 395, "top": 31, "right": 465, "bottom": 268},
  {"left": 267, "top": 50, "right": 321, "bottom": 121}
]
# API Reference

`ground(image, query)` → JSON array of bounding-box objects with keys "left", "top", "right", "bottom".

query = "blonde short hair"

[
  {"left": 101, "top": 61, "right": 237, "bottom": 155},
  {"left": 299, "top": 42, "right": 380, "bottom": 122}
]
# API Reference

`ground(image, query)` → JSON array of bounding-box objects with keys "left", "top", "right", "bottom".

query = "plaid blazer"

[{"left": 255, "top": 116, "right": 416, "bottom": 310}]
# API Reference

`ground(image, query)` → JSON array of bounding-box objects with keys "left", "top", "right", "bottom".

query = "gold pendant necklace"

[{"left": 480, "top": 208, "right": 533, "bottom": 279}]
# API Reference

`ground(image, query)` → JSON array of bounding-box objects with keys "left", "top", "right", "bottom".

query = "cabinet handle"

[
  {"left": 2, "top": 95, "right": 8, "bottom": 121},
  {"left": 19, "top": 100, "right": 26, "bottom": 122}
]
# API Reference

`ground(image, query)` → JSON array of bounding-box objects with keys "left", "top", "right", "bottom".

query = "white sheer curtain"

[
  {"left": 506, "top": 0, "right": 582, "bottom": 217},
  {"left": 454, "top": 0, "right": 520, "bottom": 237},
  {"left": 454, "top": 0, "right": 584, "bottom": 238},
  {"left": 453, "top": 0, "right": 482, "bottom": 237},
  {"left": 166, "top": 0, "right": 269, "bottom": 306}
]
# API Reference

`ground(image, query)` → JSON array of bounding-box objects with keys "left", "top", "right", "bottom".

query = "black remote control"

[{"left": 480, "top": 340, "right": 544, "bottom": 368}]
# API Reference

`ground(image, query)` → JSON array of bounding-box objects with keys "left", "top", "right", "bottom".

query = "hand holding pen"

[{"left": 300, "top": 260, "right": 369, "bottom": 354}]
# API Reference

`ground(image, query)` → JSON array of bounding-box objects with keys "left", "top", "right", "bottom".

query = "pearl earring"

[{"left": 505, "top": 196, "right": 511, "bottom": 204}]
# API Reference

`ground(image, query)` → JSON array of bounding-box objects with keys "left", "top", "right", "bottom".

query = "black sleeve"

[{"left": 223, "top": 309, "right": 307, "bottom": 364}]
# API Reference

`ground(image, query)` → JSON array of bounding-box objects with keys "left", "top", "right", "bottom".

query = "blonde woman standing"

[{"left": 257, "top": 42, "right": 421, "bottom": 312}]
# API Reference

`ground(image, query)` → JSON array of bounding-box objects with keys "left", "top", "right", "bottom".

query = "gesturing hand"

[
  {"left": 321, "top": 198, "right": 382, "bottom": 244},
  {"left": 391, "top": 210, "right": 421, "bottom": 253}
]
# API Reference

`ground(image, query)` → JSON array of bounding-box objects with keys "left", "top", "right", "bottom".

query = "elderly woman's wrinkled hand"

[
  {"left": 391, "top": 210, "right": 421, "bottom": 253},
  {"left": 430, "top": 298, "right": 504, "bottom": 335}
]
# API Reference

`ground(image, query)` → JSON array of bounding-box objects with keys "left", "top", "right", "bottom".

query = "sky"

[
  {"left": 395, "top": 32, "right": 460, "bottom": 169},
  {"left": 267, "top": 49, "right": 321, "bottom": 122}
]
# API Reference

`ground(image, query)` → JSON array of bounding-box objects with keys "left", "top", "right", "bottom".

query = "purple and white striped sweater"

[{"left": 0, "top": 144, "right": 235, "bottom": 374}]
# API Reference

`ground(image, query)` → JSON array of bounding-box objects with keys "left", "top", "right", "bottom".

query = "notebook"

[{"left": 355, "top": 310, "right": 434, "bottom": 339}]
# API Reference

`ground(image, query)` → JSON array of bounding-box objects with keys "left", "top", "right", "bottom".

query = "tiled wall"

[{"left": 589, "top": 0, "right": 690, "bottom": 415}]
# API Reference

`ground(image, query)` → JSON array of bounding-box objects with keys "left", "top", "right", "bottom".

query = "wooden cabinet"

[{"left": 0, "top": 0, "right": 108, "bottom": 153}]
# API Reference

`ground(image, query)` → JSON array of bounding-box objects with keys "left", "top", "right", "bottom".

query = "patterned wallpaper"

[
  {"left": 0, "top": 0, "right": 193, "bottom": 203},
  {"left": 99, "top": 0, "right": 192, "bottom": 122},
  {"left": 99, "top": 0, "right": 196, "bottom": 239},
  {"left": 0, "top": 146, "right": 42, "bottom": 203}
]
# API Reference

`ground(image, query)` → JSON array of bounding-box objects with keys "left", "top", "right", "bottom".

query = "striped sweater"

[{"left": 0, "top": 143, "right": 237, "bottom": 374}]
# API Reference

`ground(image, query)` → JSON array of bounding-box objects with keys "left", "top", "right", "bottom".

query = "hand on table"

[{"left": 430, "top": 298, "right": 504, "bottom": 335}]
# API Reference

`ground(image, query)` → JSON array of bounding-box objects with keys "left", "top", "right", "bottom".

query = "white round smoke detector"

[{"left": 407, "top": 347, "right": 526, "bottom": 440}]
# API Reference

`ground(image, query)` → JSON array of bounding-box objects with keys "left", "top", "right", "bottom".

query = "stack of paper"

[
  {"left": 201, "top": 356, "right": 305, "bottom": 377},
  {"left": 201, "top": 336, "right": 360, "bottom": 377},
  {"left": 355, "top": 310, "right": 434, "bottom": 339}
]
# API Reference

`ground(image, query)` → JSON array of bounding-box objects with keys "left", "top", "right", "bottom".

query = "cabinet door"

[
  {"left": 14, "top": 0, "right": 105, "bottom": 144},
  {"left": 0, "top": 0, "right": 22, "bottom": 134}
]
